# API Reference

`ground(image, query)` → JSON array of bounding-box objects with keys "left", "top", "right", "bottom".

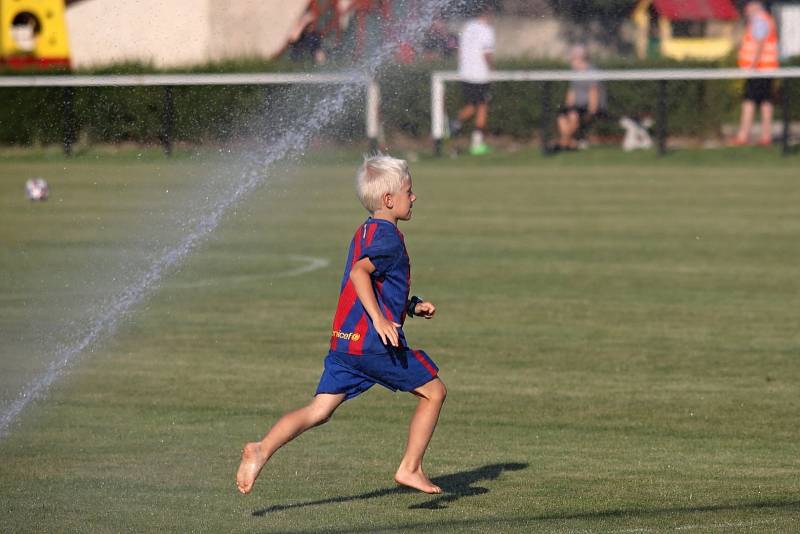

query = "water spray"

[{"left": 0, "top": 0, "right": 468, "bottom": 438}]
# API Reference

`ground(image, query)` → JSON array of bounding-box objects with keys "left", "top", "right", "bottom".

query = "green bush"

[{"left": 0, "top": 57, "right": 798, "bottom": 146}]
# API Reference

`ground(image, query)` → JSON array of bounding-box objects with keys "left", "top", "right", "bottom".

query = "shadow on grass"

[
  {"left": 258, "top": 498, "right": 800, "bottom": 533},
  {"left": 252, "top": 462, "right": 528, "bottom": 516}
]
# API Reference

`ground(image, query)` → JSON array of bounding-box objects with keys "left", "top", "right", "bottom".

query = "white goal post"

[
  {"left": 0, "top": 72, "right": 381, "bottom": 155},
  {"left": 431, "top": 67, "right": 800, "bottom": 156}
]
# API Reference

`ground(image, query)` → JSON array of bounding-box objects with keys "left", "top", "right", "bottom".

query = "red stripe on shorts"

[{"left": 413, "top": 350, "right": 438, "bottom": 377}]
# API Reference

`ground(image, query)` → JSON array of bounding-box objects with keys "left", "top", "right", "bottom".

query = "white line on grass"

[
  {"left": 277, "top": 255, "right": 330, "bottom": 278},
  {"left": 163, "top": 255, "right": 330, "bottom": 289},
  {"left": 0, "top": 255, "right": 332, "bottom": 296}
]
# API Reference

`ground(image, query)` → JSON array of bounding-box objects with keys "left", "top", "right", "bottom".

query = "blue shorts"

[{"left": 315, "top": 348, "right": 439, "bottom": 401}]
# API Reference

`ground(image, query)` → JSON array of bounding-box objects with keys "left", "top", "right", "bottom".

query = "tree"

[{"left": 547, "top": 0, "right": 634, "bottom": 52}]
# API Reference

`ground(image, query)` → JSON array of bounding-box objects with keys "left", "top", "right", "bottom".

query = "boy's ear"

[{"left": 382, "top": 191, "right": 393, "bottom": 209}]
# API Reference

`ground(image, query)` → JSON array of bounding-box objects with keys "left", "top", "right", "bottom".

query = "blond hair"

[{"left": 355, "top": 154, "right": 410, "bottom": 213}]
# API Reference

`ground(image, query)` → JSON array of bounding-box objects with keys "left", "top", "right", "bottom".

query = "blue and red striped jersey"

[{"left": 330, "top": 218, "right": 411, "bottom": 355}]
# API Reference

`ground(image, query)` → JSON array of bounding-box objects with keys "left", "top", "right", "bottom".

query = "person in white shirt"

[{"left": 452, "top": 5, "right": 495, "bottom": 155}]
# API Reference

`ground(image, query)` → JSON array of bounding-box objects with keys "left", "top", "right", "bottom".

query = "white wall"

[
  {"left": 66, "top": 0, "right": 307, "bottom": 68},
  {"left": 493, "top": 16, "right": 569, "bottom": 59},
  {"left": 775, "top": 4, "right": 800, "bottom": 59},
  {"left": 208, "top": 1, "right": 308, "bottom": 62}
]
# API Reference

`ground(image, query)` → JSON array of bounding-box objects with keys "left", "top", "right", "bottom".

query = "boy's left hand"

[{"left": 414, "top": 301, "right": 436, "bottom": 319}]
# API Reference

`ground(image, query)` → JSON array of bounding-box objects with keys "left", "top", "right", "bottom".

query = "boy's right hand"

[{"left": 374, "top": 315, "right": 402, "bottom": 347}]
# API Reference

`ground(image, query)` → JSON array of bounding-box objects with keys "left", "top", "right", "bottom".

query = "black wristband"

[{"left": 407, "top": 295, "right": 423, "bottom": 318}]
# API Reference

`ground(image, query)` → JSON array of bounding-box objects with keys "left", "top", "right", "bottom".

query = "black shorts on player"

[
  {"left": 558, "top": 105, "right": 591, "bottom": 124},
  {"left": 461, "top": 82, "right": 491, "bottom": 105},
  {"left": 743, "top": 78, "right": 774, "bottom": 105}
]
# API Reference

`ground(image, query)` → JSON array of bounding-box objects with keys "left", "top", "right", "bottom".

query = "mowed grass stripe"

[{"left": 1, "top": 149, "right": 798, "bottom": 532}]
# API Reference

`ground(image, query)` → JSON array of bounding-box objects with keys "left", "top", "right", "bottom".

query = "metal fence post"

[
  {"left": 657, "top": 79, "right": 667, "bottom": 156},
  {"left": 540, "top": 81, "right": 552, "bottom": 155},
  {"left": 160, "top": 86, "right": 174, "bottom": 156},
  {"left": 62, "top": 87, "right": 75, "bottom": 156},
  {"left": 366, "top": 78, "right": 380, "bottom": 152},
  {"left": 781, "top": 78, "right": 791, "bottom": 156},
  {"left": 431, "top": 73, "right": 445, "bottom": 157}
]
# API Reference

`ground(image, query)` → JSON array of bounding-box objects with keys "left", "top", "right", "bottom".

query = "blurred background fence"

[
  {"left": 0, "top": 70, "right": 380, "bottom": 153},
  {"left": 3, "top": 0, "right": 800, "bottom": 153},
  {"left": 2, "top": 58, "right": 799, "bottom": 149}
]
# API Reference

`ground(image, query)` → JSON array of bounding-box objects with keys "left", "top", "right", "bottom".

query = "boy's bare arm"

[{"left": 350, "top": 257, "right": 401, "bottom": 346}]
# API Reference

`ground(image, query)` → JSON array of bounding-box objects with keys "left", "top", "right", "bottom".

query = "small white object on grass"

[
  {"left": 25, "top": 178, "right": 49, "bottom": 201},
  {"left": 620, "top": 116, "right": 654, "bottom": 152}
]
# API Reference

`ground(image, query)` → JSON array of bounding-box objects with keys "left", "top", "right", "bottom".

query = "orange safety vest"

[{"left": 738, "top": 12, "right": 779, "bottom": 70}]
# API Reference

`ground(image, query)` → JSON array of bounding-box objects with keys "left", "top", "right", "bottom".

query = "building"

[
  {"left": 632, "top": 0, "right": 739, "bottom": 61},
  {"left": 0, "top": 0, "right": 70, "bottom": 68},
  {"left": 64, "top": 0, "right": 308, "bottom": 68}
]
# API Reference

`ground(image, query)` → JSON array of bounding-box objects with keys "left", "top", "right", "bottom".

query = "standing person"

[
  {"left": 421, "top": 19, "right": 458, "bottom": 60},
  {"left": 451, "top": 4, "right": 495, "bottom": 156},
  {"left": 554, "top": 45, "right": 607, "bottom": 152},
  {"left": 287, "top": 6, "right": 327, "bottom": 65},
  {"left": 733, "top": 1, "right": 779, "bottom": 146},
  {"left": 236, "top": 155, "right": 446, "bottom": 495}
]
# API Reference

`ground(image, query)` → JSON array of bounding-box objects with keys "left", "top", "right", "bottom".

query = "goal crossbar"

[{"left": 0, "top": 72, "right": 372, "bottom": 87}]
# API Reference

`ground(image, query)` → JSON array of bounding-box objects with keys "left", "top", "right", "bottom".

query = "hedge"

[{"left": 1, "top": 57, "right": 798, "bottom": 146}]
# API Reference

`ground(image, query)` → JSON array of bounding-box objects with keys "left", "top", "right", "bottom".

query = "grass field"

[{"left": 1, "top": 147, "right": 799, "bottom": 532}]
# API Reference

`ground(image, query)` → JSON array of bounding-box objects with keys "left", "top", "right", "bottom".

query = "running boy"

[{"left": 236, "top": 155, "right": 446, "bottom": 495}]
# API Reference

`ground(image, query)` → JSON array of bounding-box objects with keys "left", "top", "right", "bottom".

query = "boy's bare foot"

[
  {"left": 394, "top": 467, "right": 442, "bottom": 494},
  {"left": 236, "top": 442, "right": 266, "bottom": 494}
]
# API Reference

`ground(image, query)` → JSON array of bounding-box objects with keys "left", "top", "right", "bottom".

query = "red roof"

[{"left": 653, "top": 0, "right": 739, "bottom": 21}]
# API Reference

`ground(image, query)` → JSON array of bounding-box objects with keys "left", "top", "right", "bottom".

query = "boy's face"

[{"left": 388, "top": 178, "right": 416, "bottom": 221}]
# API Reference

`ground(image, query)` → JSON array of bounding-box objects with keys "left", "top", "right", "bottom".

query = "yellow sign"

[{"left": 0, "top": 0, "right": 70, "bottom": 68}]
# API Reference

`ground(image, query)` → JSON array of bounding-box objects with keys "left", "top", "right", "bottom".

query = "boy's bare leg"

[
  {"left": 237, "top": 393, "right": 345, "bottom": 494},
  {"left": 395, "top": 378, "right": 447, "bottom": 494},
  {"left": 475, "top": 103, "right": 488, "bottom": 131},
  {"left": 557, "top": 114, "right": 571, "bottom": 147},
  {"left": 458, "top": 104, "right": 476, "bottom": 122},
  {"left": 759, "top": 101, "right": 773, "bottom": 144},
  {"left": 557, "top": 112, "right": 579, "bottom": 148},
  {"left": 735, "top": 100, "right": 756, "bottom": 143}
]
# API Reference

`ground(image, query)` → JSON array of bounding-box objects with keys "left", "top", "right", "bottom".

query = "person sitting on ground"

[{"left": 555, "top": 45, "right": 607, "bottom": 151}]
